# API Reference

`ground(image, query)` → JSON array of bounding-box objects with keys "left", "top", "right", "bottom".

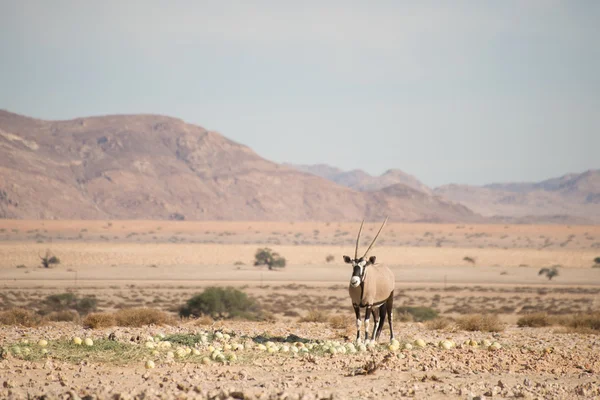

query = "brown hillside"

[
  {"left": 288, "top": 164, "right": 432, "bottom": 194},
  {"left": 435, "top": 170, "right": 600, "bottom": 223},
  {"left": 0, "top": 110, "right": 480, "bottom": 222}
]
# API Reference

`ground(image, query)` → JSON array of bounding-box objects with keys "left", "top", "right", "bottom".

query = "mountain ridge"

[{"left": 0, "top": 110, "right": 481, "bottom": 222}]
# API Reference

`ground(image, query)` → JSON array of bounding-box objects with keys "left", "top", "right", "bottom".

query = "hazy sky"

[{"left": 1, "top": 1, "right": 598, "bottom": 187}]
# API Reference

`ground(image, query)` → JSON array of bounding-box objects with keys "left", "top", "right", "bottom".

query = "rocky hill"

[
  {"left": 0, "top": 110, "right": 480, "bottom": 222},
  {"left": 288, "top": 164, "right": 432, "bottom": 194},
  {"left": 434, "top": 170, "right": 600, "bottom": 223},
  {"left": 289, "top": 163, "right": 600, "bottom": 224}
]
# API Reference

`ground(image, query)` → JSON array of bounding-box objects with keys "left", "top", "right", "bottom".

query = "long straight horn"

[
  {"left": 362, "top": 216, "right": 388, "bottom": 259},
  {"left": 354, "top": 219, "right": 365, "bottom": 259}
]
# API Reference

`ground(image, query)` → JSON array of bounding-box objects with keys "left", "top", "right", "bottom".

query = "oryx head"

[{"left": 344, "top": 217, "right": 388, "bottom": 288}]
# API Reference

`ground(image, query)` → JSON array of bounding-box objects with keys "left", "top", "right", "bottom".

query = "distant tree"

[
  {"left": 169, "top": 213, "right": 185, "bottom": 221},
  {"left": 538, "top": 266, "right": 559, "bottom": 280},
  {"left": 39, "top": 250, "right": 60, "bottom": 268},
  {"left": 254, "top": 248, "right": 286, "bottom": 270}
]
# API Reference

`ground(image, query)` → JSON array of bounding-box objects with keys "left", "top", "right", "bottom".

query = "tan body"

[{"left": 349, "top": 263, "right": 395, "bottom": 307}]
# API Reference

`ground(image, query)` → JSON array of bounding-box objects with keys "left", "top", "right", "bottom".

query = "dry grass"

[
  {"left": 114, "top": 307, "right": 175, "bottom": 327},
  {"left": 561, "top": 312, "right": 600, "bottom": 334},
  {"left": 456, "top": 314, "right": 504, "bottom": 332},
  {"left": 426, "top": 317, "right": 454, "bottom": 331},
  {"left": 329, "top": 315, "right": 351, "bottom": 329},
  {"left": 83, "top": 312, "right": 117, "bottom": 329},
  {"left": 3, "top": 221, "right": 600, "bottom": 269},
  {"left": 46, "top": 310, "right": 81, "bottom": 323},
  {"left": 517, "top": 312, "right": 552, "bottom": 328},
  {"left": 192, "top": 315, "right": 215, "bottom": 326},
  {"left": 0, "top": 308, "right": 42, "bottom": 327},
  {"left": 299, "top": 309, "right": 329, "bottom": 323}
]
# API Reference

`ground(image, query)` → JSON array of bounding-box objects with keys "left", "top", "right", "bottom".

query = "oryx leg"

[
  {"left": 386, "top": 292, "right": 395, "bottom": 341},
  {"left": 375, "top": 303, "right": 387, "bottom": 341},
  {"left": 364, "top": 305, "right": 372, "bottom": 342},
  {"left": 353, "top": 304, "right": 362, "bottom": 342},
  {"left": 371, "top": 305, "right": 382, "bottom": 343}
]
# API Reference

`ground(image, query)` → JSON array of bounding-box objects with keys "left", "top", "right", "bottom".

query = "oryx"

[{"left": 344, "top": 217, "right": 395, "bottom": 343}]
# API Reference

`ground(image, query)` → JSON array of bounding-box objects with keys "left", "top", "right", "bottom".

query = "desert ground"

[{"left": 1, "top": 220, "right": 600, "bottom": 399}]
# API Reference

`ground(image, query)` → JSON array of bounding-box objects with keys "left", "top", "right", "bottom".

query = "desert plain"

[{"left": 1, "top": 220, "right": 600, "bottom": 399}]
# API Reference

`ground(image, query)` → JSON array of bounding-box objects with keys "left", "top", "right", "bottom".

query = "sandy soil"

[
  {"left": 1, "top": 321, "right": 600, "bottom": 399},
  {"left": 1, "top": 221, "right": 599, "bottom": 399}
]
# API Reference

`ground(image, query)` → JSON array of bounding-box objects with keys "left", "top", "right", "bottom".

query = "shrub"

[
  {"left": 463, "top": 256, "right": 476, "bottom": 264},
  {"left": 594, "top": 257, "right": 600, "bottom": 264},
  {"left": 426, "top": 317, "right": 454, "bottom": 331},
  {"left": 39, "top": 250, "right": 60, "bottom": 268},
  {"left": 299, "top": 309, "right": 329, "bottom": 323},
  {"left": 42, "top": 293, "right": 97, "bottom": 315},
  {"left": 254, "top": 248, "right": 286, "bottom": 270},
  {"left": 538, "top": 266, "right": 559, "bottom": 280},
  {"left": 564, "top": 312, "right": 600, "bottom": 333},
  {"left": 0, "top": 308, "right": 42, "bottom": 327},
  {"left": 169, "top": 213, "right": 185, "bottom": 221},
  {"left": 517, "top": 312, "right": 551, "bottom": 328},
  {"left": 395, "top": 306, "right": 439, "bottom": 322},
  {"left": 456, "top": 314, "right": 504, "bottom": 332},
  {"left": 329, "top": 315, "right": 350, "bottom": 329},
  {"left": 180, "top": 287, "right": 262, "bottom": 320},
  {"left": 325, "top": 254, "right": 335, "bottom": 263},
  {"left": 83, "top": 312, "right": 117, "bottom": 329},
  {"left": 192, "top": 315, "right": 214, "bottom": 326},
  {"left": 46, "top": 310, "right": 81, "bottom": 323},
  {"left": 114, "top": 308, "right": 174, "bottom": 327}
]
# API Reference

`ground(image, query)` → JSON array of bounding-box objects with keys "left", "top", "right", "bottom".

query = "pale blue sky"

[{"left": 1, "top": 1, "right": 598, "bottom": 187}]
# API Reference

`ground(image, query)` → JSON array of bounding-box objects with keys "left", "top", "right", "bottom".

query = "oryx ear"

[
  {"left": 368, "top": 256, "right": 376, "bottom": 265},
  {"left": 343, "top": 255, "right": 352, "bottom": 264}
]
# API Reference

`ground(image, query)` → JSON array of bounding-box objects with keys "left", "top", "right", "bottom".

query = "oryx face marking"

[{"left": 349, "top": 258, "right": 367, "bottom": 288}]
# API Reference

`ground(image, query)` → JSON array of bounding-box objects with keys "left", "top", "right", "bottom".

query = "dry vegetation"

[
  {"left": 455, "top": 314, "right": 505, "bottom": 332},
  {"left": 0, "top": 220, "right": 599, "bottom": 398}
]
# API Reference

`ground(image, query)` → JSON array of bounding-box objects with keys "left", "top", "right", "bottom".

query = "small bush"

[
  {"left": 0, "top": 308, "right": 42, "bottom": 327},
  {"left": 456, "top": 314, "right": 504, "bottom": 332},
  {"left": 426, "top": 317, "right": 454, "bottom": 331},
  {"left": 46, "top": 310, "right": 81, "bottom": 323},
  {"left": 564, "top": 312, "right": 600, "bottom": 333},
  {"left": 395, "top": 306, "right": 439, "bottom": 322},
  {"left": 180, "top": 287, "right": 262, "bottom": 320},
  {"left": 16, "top": 264, "right": 26, "bottom": 269},
  {"left": 463, "top": 256, "right": 476, "bottom": 264},
  {"left": 325, "top": 254, "right": 335, "bottom": 263},
  {"left": 594, "top": 257, "right": 600, "bottom": 264},
  {"left": 538, "top": 266, "right": 559, "bottom": 280},
  {"left": 83, "top": 312, "right": 117, "bottom": 329},
  {"left": 114, "top": 308, "right": 174, "bottom": 327},
  {"left": 517, "top": 312, "right": 551, "bottom": 328},
  {"left": 42, "top": 293, "right": 97, "bottom": 316},
  {"left": 75, "top": 297, "right": 98, "bottom": 315},
  {"left": 192, "top": 315, "right": 214, "bottom": 326},
  {"left": 329, "top": 315, "right": 351, "bottom": 329},
  {"left": 254, "top": 248, "right": 286, "bottom": 270},
  {"left": 39, "top": 250, "right": 60, "bottom": 268},
  {"left": 299, "top": 309, "right": 329, "bottom": 323}
]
